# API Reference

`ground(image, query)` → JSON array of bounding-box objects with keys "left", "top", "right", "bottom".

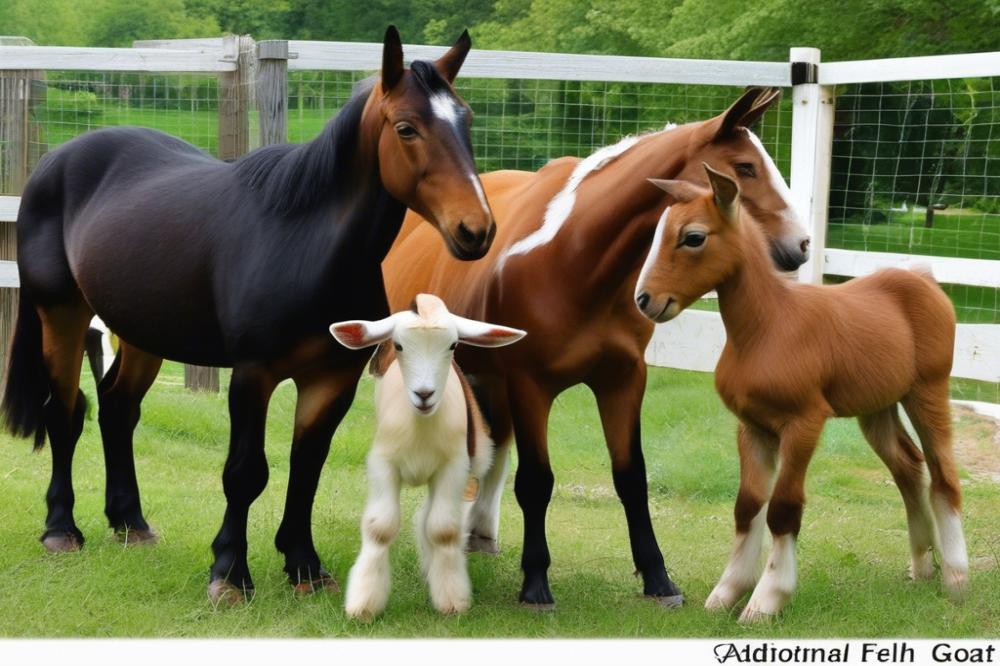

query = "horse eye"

[
  {"left": 681, "top": 232, "right": 707, "bottom": 248},
  {"left": 395, "top": 123, "right": 418, "bottom": 140},
  {"left": 734, "top": 163, "right": 756, "bottom": 178},
  {"left": 449, "top": 342, "right": 458, "bottom": 351},
  {"left": 394, "top": 342, "right": 403, "bottom": 351}
]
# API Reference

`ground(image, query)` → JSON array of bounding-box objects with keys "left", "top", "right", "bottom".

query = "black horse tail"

[{"left": 2, "top": 294, "right": 50, "bottom": 450}]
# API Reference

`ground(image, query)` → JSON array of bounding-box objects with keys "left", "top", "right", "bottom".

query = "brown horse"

[
  {"left": 382, "top": 87, "right": 810, "bottom": 608},
  {"left": 635, "top": 164, "right": 966, "bottom": 622},
  {"left": 2, "top": 27, "right": 494, "bottom": 603}
]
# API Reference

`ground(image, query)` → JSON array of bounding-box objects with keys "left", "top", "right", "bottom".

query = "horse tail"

[{"left": 2, "top": 293, "right": 50, "bottom": 450}]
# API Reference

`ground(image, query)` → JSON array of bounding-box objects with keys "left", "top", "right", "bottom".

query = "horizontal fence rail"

[{"left": 0, "top": 46, "right": 237, "bottom": 72}]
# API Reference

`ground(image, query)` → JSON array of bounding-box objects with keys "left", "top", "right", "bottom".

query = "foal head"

[
  {"left": 675, "top": 87, "right": 809, "bottom": 272},
  {"left": 634, "top": 165, "right": 750, "bottom": 322},
  {"left": 329, "top": 294, "right": 525, "bottom": 416},
  {"left": 368, "top": 27, "right": 495, "bottom": 260}
]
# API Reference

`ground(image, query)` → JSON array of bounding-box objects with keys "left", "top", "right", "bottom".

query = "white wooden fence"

[{"left": 0, "top": 40, "right": 997, "bottom": 393}]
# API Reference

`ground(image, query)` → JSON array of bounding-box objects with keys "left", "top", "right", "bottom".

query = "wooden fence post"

[
  {"left": 0, "top": 36, "right": 45, "bottom": 375},
  {"left": 183, "top": 34, "right": 255, "bottom": 393},
  {"left": 256, "top": 40, "right": 288, "bottom": 146}
]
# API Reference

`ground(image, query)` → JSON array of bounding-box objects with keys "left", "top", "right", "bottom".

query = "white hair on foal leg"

[
  {"left": 705, "top": 503, "right": 768, "bottom": 611},
  {"left": 344, "top": 454, "right": 401, "bottom": 620},
  {"left": 466, "top": 442, "right": 511, "bottom": 554},
  {"left": 931, "top": 493, "right": 969, "bottom": 597},
  {"left": 740, "top": 533, "right": 797, "bottom": 624}
]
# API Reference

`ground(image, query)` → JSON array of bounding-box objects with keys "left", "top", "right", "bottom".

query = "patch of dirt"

[{"left": 951, "top": 405, "right": 1000, "bottom": 483}]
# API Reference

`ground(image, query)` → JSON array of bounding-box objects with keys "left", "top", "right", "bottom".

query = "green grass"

[{"left": 0, "top": 363, "right": 998, "bottom": 637}]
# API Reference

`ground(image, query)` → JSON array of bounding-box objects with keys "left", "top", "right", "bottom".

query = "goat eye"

[
  {"left": 449, "top": 342, "right": 458, "bottom": 351},
  {"left": 395, "top": 122, "right": 418, "bottom": 139},
  {"left": 393, "top": 342, "right": 402, "bottom": 351},
  {"left": 734, "top": 163, "right": 756, "bottom": 178},
  {"left": 681, "top": 232, "right": 707, "bottom": 248}
]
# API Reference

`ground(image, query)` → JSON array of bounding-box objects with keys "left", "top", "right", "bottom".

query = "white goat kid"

[{"left": 330, "top": 294, "right": 525, "bottom": 618}]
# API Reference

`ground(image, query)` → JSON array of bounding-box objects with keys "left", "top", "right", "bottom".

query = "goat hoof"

[
  {"left": 466, "top": 535, "right": 499, "bottom": 555},
  {"left": 653, "top": 593, "right": 685, "bottom": 609},
  {"left": 41, "top": 531, "right": 83, "bottom": 553},
  {"left": 293, "top": 570, "right": 340, "bottom": 595},
  {"left": 208, "top": 579, "right": 250, "bottom": 607},
  {"left": 115, "top": 527, "right": 159, "bottom": 546}
]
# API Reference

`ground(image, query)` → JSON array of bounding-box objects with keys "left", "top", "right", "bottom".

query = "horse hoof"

[
  {"left": 115, "top": 528, "right": 159, "bottom": 546},
  {"left": 519, "top": 601, "right": 556, "bottom": 612},
  {"left": 653, "top": 593, "right": 685, "bottom": 609},
  {"left": 208, "top": 580, "right": 248, "bottom": 607},
  {"left": 41, "top": 533, "right": 82, "bottom": 553},
  {"left": 466, "top": 535, "right": 499, "bottom": 555},
  {"left": 292, "top": 572, "right": 340, "bottom": 595}
]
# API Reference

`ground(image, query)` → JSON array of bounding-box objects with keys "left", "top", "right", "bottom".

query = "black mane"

[{"left": 233, "top": 77, "right": 375, "bottom": 216}]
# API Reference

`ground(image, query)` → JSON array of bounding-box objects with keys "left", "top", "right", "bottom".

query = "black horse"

[{"left": 2, "top": 26, "right": 495, "bottom": 603}]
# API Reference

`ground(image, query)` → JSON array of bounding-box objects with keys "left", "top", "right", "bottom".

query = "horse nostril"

[
  {"left": 800, "top": 238, "right": 811, "bottom": 254},
  {"left": 636, "top": 292, "right": 650, "bottom": 311},
  {"left": 415, "top": 389, "right": 434, "bottom": 402}
]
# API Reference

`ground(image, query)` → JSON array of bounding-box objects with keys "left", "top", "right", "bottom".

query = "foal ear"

[
  {"left": 647, "top": 178, "right": 705, "bottom": 204},
  {"left": 381, "top": 25, "right": 405, "bottom": 92},
  {"left": 703, "top": 163, "right": 740, "bottom": 220},
  {"left": 713, "top": 87, "right": 770, "bottom": 142},
  {"left": 435, "top": 29, "right": 472, "bottom": 83},
  {"left": 453, "top": 316, "right": 526, "bottom": 348},
  {"left": 329, "top": 315, "right": 399, "bottom": 350}
]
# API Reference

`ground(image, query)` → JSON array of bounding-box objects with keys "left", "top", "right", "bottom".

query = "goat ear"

[
  {"left": 703, "top": 162, "right": 740, "bottom": 221},
  {"left": 329, "top": 316, "right": 398, "bottom": 349},
  {"left": 435, "top": 29, "right": 471, "bottom": 83},
  {"left": 453, "top": 316, "right": 526, "bottom": 348},
  {"left": 381, "top": 25, "right": 404, "bottom": 92},
  {"left": 648, "top": 178, "right": 705, "bottom": 204}
]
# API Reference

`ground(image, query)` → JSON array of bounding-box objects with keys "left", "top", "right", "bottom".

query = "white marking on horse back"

[
  {"left": 496, "top": 133, "right": 643, "bottom": 270},
  {"left": 746, "top": 130, "right": 802, "bottom": 228},
  {"left": 635, "top": 206, "right": 670, "bottom": 301},
  {"left": 430, "top": 93, "right": 460, "bottom": 127}
]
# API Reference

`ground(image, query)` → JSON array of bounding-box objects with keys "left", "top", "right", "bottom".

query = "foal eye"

[
  {"left": 395, "top": 123, "right": 418, "bottom": 139},
  {"left": 394, "top": 343, "right": 403, "bottom": 352},
  {"left": 681, "top": 232, "right": 707, "bottom": 248},
  {"left": 734, "top": 163, "right": 756, "bottom": 178}
]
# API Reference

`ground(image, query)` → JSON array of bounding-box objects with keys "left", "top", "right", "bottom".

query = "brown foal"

[{"left": 635, "top": 164, "right": 968, "bottom": 622}]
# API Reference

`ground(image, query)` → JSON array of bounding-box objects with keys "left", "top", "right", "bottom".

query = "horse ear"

[
  {"left": 453, "top": 316, "right": 526, "bottom": 348},
  {"left": 713, "top": 87, "right": 768, "bottom": 141},
  {"left": 435, "top": 29, "right": 472, "bottom": 83},
  {"left": 381, "top": 25, "right": 404, "bottom": 92},
  {"left": 738, "top": 87, "right": 781, "bottom": 131},
  {"left": 329, "top": 316, "right": 399, "bottom": 349},
  {"left": 647, "top": 178, "right": 705, "bottom": 204},
  {"left": 703, "top": 163, "right": 740, "bottom": 220}
]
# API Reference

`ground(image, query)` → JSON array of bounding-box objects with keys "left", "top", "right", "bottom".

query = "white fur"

[
  {"left": 470, "top": 172, "right": 490, "bottom": 218},
  {"left": 332, "top": 296, "right": 524, "bottom": 618},
  {"left": 634, "top": 206, "right": 670, "bottom": 305},
  {"left": 90, "top": 316, "right": 115, "bottom": 376},
  {"left": 467, "top": 441, "right": 511, "bottom": 549},
  {"left": 706, "top": 503, "right": 768, "bottom": 611},
  {"left": 746, "top": 130, "right": 803, "bottom": 232},
  {"left": 430, "top": 92, "right": 460, "bottom": 126},
  {"left": 931, "top": 493, "right": 969, "bottom": 595},
  {"left": 496, "top": 134, "right": 644, "bottom": 269},
  {"left": 741, "top": 533, "right": 797, "bottom": 623}
]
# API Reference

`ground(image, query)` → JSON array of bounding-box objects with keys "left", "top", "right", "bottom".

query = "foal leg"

[
  {"left": 98, "top": 343, "right": 162, "bottom": 544},
  {"left": 741, "top": 414, "right": 825, "bottom": 623},
  {"left": 344, "top": 453, "right": 401, "bottom": 620},
  {"left": 37, "top": 300, "right": 92, "bottom": 552},
  {"left": 857, "top": 407, "right": 936, "bottom": 581},
  {"left": 208, "top": 364, "right": 276, "bottom": 605},
  {"left": 275, "top": 365, "right": 362, "bottom": 592},
  {"left": 706, "top": 423, "right": 777, "bottom": 611},
  {"left": 591, "top": 359, "right": 683, "bottom": 606},
  {"left": 423, "top": 459, "right": 473, "bottom": 614},
  {"left": 509, "top": 375, "right": 557, "bottom": 609},
  {"left": 902, "top": 382, "right": 968, "bottom": 597}
]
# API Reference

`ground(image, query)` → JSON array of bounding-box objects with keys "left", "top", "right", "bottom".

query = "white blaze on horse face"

[
  {"left": 497, "top": 131, "right": 657, "bottom": 269},
  {"left": 635, "top": 206, "right": 670, "bottom": 304},
  {"left": 746, "top": 130, "right": 804, "bottom": 232},
  {"left": 469, "top": 172, "right": 490, "bottom": 217},
  {"left": 430, "top": 92, "right": 461, "bottom": 127}
]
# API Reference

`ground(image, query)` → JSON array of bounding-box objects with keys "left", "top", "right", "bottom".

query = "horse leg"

[
  {"left": 902, "top": 381, "right": 968, "bottom": 598},
  {"left": 590, "top": 360, "right": 684, "bottom": 607},
  {"left": 858, "top": 406, "right": 937, "bottom": 581},
  {"left": 508, "top": 375, "right": 557, "bottom": 609},
  {"left": 37, "top": 299, "right": 92, "bottom": 552},
  {"left": 208, "top": 364, "right": 276, "bottom": 605},
  {"left": 98, "top": 342, "right": 162, "bottom": 544},
  {"left": 740, "top": 413, "right": 825, "bottom": 623},
  {"left": 706, "top": 422, "right": 777, "bottom": 611},
  {"left": 466, "top": 379, "right": 513, "bottom": 555},
  {"left": 275, "top": 364, "right": 362, "bottom": 592}
]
